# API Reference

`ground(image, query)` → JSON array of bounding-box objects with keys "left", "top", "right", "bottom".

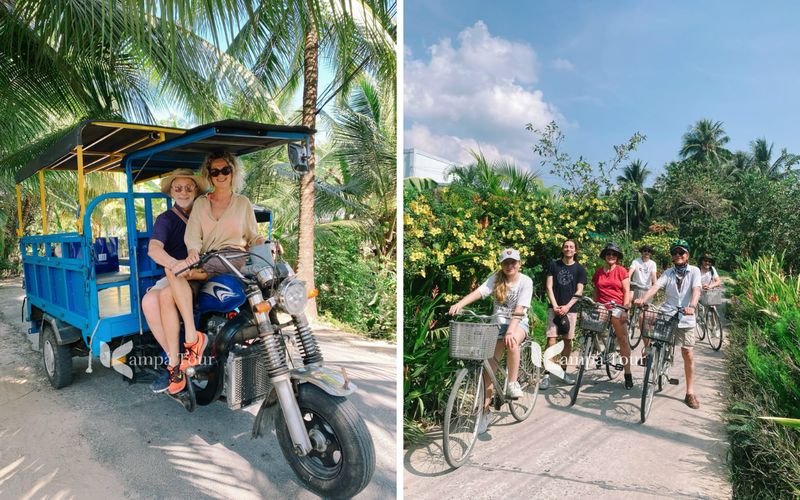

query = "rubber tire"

[
  {"left": 569, "top": 335, "right": 592, "bottom": 407},
  {"left": 628, "top": 307, "right": 642, "bottom": 349},
  {"left": 695, "top": 304, "right": 707, "bottom": 341},
  {"left": 275, "top": 383, "right": 375, "bottom": 499},
  {"left": 707, "top": 308, "right": 724, "bottom": 351},
  {"left": 509, "top": 341, "right": 541, "bottom": 422},
  {"left": 605, "top": 333, "right": 622, "bottom": 380},
  {"left": 443, "top": 366, "right": 483, "bottom": 468},
  {"left": 42, "top": 324, "right": 73, "bottom": 389},
  {"left": 640, "top": 344, "right": 661, "bottom": 423}
]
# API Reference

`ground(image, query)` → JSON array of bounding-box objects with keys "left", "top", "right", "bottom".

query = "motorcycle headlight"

[{"left": 277, "top": 278, "right": 308, "bottom": 315}]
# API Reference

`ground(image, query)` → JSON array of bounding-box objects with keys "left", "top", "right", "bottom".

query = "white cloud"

[
  {"left": 404, "top": 21, "right": 563, "bottom": 172},
  {"left": 552, "top": 58, "right": 575, "bottom": 71}
]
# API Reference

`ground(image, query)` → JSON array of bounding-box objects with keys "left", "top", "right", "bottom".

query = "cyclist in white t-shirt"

[
  {"left": 698, "top": 253, "right": 722, "bottom": 290},
  {"left": 629, "top": 245, "right": 657, "bottom": 299},
  {"left": 449, "top": 248, "right": 533, "bottom": 433}
]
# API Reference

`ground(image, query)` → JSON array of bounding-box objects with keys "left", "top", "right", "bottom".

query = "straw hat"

[{"left": 160, "top": 168, "right": 210, "bottom": 196}]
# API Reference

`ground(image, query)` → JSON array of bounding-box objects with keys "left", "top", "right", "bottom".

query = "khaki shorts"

[
  {"left": 631, "top": 286, "right": 652, "bottom": 303},
  {"left": 148, "top": 274, "right": 203, "bottom": 295},
  {"left": 673, "top": 326, "right": 696, "bottom": 348},
  {"left": 202, "top": 249, "right": 247, "bottom": 278},
  {"left": 546, "top": 310, "right": 578, "bottom": 340}
]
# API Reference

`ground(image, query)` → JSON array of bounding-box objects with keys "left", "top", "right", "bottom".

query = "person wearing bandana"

[{"left": 634, "top": 239, "right": 703, "bottom": 409}]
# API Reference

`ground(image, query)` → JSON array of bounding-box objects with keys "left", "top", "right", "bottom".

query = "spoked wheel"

[
  {"left": 275, "top": 384, "right": 375, "bottom": 498},
  {"left": 605, "top": 333, "right": 623, "bottom": 380},
  {"left": 640, "top": 345, "right": 662, "bottom": 423},
  {"left": 569, "top": 335, "right": 592, "bottom": 407},
  {"left": 628, "top": 307, "right": 642, "bottom": 349},
  {"left": 509, "top": 341, "right": 542, "bottom": 422},
  {"left": 707, "top": 308, "right": 724, "bottom": 351},
  {"left": 443, "top": 366, "right": 484, "bottom": 468},
  {"left": 695, "top": 305, "right": 707, "bottom": 341}
]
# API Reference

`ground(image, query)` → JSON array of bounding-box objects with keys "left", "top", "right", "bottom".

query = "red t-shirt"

[{"left": 592, "top": 265, "right": 629, "bottom": 305}]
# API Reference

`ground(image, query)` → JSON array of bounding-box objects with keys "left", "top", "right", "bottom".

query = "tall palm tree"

[
  {"left": 447, "top": 151, "right": 542, "bottom": 198},
  {"left": 616, "top": 159, "right": 651, "bottom": 232},
  {"left": 679, "top": 119, "right": 732, "bottom": 165},
  {"left": 750, "top": 137, "right": 800, "bottom": 180}
]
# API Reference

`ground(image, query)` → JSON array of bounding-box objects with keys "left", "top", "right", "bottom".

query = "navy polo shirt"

[{"left": 150, "top": 207, "right": 189, "bottom": 261}]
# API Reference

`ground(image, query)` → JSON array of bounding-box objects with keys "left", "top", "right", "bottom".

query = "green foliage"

[
  {"left": 726, "top": 256, "right": 800, "bottom": 497},
  {"left": 315, "top": 227, "right": 395, "bottom": 339}
]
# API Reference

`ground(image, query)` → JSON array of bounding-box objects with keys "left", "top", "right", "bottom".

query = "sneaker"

[
  {"left": 624, "top": 374, "right": 634, "bottom": 390},
  {"left": 561, "top": 373, "right": 576, "bottom": 385},
  {"left": 507, "top": 381, "right": 523, "bottom": 399},
  {"left": 167, "top": 365, "right": 186, "bottom": 395},
  {"left": 539, "top": 374, "right": 551, "bottom": 390},
  {"left": 149, "top": 369, "right": 170, "bottom": 393},
  {"left": 684, "top": 393, "right": 700, "bottom": 409},
  {"left": 477, "top": 409, "right": 490, "bottom": 434},
  {"left": 180, "top": 331, "right": 208, "bottom": 371}
]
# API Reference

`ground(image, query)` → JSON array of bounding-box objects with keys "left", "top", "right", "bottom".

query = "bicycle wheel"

[
  {"left": 628, "top": 307, "right": 642, "bottom": 349},
  {"left": 509, "top": 341, "right": 541, "bottom": 421},
  {"left": 443, "top": 365, "right": 483, "bottom": 468},
  {"left": 569, "top": 335, "right": 592, "bottom": 407},
  {"left": 605, "top": 330, "right": 623, "bottom": 380},
  {"left": 707, "top": 307, "right": 724, "bottom": 351},
  {"left": 640, "top": 344, "right": 662, "bottom": 423},
  {"left": 695, "top": 304, "right": 706, "bottom": 341}
]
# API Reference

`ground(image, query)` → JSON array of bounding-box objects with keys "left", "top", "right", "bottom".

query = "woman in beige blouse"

[{"left": 166, "top": 152, "right": 265, "bottom": 377}]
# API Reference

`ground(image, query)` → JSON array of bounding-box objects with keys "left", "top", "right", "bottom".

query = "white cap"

[{"left": 499, "top": 248, "right": 521, "bottom": 263}]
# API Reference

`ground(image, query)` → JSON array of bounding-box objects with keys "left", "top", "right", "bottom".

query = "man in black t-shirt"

[{"left": 541, "top": 239, "right": 588, "bottom": 389}]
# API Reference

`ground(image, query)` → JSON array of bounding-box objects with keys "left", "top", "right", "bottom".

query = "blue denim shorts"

[{"left": 497, "top": 321, "right": 530, "bottom": 340}]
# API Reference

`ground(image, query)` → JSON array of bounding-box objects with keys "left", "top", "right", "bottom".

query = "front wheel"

[
  {"left": 695, "top": 305, "right": 707, "bottom": 341},
  {"left": 275, "top": 383, "right": 375, "bottom": 498},
  {"left": 605, "top": 333, "right": 622, "bottom": 380},
  {"left": 443, "top": 366, "right": 483, "bottom": 468},
  {"left": 509, "top": 342, "right": 541, "bottom": 422},
  {"left": 640, "top": 345, "right": 661, "bottom": 423},
  {"left": 707, "top": 308, "right": 724, "bottom": 351},
  {"left": 569, "top": 335, "right": 592, "bottom": 407},
  {"left": 628, "top": 307, "right": 642, "bottom": 349}
]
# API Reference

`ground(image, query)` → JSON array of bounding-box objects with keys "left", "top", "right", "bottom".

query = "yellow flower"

[
  {"left": 447, "top": 265, "right": 461, "bottom": 281},
  {"left": 409, "top": 251, "right": 425, "bottom": 262},
  {"left": 430, "top": 227, "right": 442, "bottom": 236}
]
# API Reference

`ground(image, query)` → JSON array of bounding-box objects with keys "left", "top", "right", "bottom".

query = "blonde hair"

[
  {"left": 199, "top": 152, "right": 245, "bottom": 193},
  {"left": 492, "top": 269, "right": 510, "bottom": 304}
]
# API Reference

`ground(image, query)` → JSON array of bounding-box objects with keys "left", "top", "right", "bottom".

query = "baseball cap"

[{"left": 499, "top": 248, "right": 521, "bottom": 263}]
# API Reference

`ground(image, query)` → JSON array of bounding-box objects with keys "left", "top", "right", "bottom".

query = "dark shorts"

[{"left": 201, "top": 248, "right": 247, "bottom": 278}]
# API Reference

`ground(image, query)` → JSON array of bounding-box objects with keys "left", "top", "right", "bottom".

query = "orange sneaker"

[
  {"left": 180, "top": 331, "right": 208, "bottom": 371},
  {"left": 167, "top": 365, "right": 186, "bottom": 395}
]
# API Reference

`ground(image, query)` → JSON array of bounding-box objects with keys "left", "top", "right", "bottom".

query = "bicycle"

[
  {"left": 627, "top": 286, "right": 648, "bottom": 349},
  {"left": 569, "top": 296, "right": 628, "bottom": 407},
  {"left": 442, "top": 310, "right": 542, "bottom": 468},
  {"left": 639, "top": 304, "right": 681, "bottom": 423},
  {"left": 696, "top": 288, "right": 724, "bottom": 351}
]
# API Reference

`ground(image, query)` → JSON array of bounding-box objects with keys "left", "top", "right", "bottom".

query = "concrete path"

[
  {"left": 404, "top": 310, "right": 732, "bottom": 499},
  {"left": 0, "top": 279, "right": 396, "bottom": 499}
]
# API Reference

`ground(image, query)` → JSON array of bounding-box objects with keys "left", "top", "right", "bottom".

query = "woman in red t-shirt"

[{"left": 592, "top": 242, "right": 634, "bottom": 389}]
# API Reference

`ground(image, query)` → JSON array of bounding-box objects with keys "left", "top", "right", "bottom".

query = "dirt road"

[
  {"left": 405, "top": 316, "right": 732, "bottom": 499},
  {"left": 0, "top": 279, "right": 396, "bottom": 499}
]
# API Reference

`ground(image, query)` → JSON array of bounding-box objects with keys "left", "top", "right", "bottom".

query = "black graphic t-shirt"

[{"left": 547, "top": 259, "right": 588, "bottom": 313}]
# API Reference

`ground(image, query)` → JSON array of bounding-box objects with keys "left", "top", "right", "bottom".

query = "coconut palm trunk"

[{"left": 298, "top": 17, "right": 318, "bottom": 318}]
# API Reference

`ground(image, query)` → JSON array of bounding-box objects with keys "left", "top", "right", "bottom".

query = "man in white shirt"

[
  {"left": 629, "top": 245, "right": 657, "bottom": 299},
  {"left": 635, "top": 239, "right": 702, "bottom": 409}
]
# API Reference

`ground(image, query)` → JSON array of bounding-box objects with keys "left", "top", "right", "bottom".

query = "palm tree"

[
  {"left": 616, "top": 159, "right": 652, "bottom": 232},
  {"left": 447, "top": 151, "right": 542, "bottom": 198},
  {"left": 750, "top": 138, "right": 800, "bottom": 179},
  {"left": 679, "top": 119, "right": 732, "bottom": 165}
]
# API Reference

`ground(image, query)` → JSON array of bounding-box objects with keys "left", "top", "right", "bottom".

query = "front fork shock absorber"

[
  {"left": 247, "top": 288, "right": 312, "bottom": 455},
  {"left": 291, "top": 313, "right": 323, "bottom": 366}
]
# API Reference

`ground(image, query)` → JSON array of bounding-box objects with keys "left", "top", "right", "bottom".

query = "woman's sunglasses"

[
  {"left": 171, "top": 184, "right": 195, "bottom": 193},
  {"left": 670, "top": 249, "right": 687, "bottom": 256},
  {"left": 210, "top": 165, "right": 233, "bottom": 177}
]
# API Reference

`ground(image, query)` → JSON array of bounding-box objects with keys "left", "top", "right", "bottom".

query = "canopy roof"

[{"left": 16, "top": 119, "right": 314, "bottom": 184}]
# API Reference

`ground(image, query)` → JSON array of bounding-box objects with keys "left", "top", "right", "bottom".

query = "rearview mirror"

[{"left": 288, "top": 143, "right": 309, "bottom": 173}]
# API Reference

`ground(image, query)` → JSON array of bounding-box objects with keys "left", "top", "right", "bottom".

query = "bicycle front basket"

[
  {"left": 640, "top": 309, "right": 676, "bottom": 343},
  {"left": 448, "top": 321, "right": 500, "bottom": 360},
  {"left": 578, "top": 303, "right": 611, "bottom": 333},
  {"left": 700, "top": 288, "right": 724, "bottom": 306}
]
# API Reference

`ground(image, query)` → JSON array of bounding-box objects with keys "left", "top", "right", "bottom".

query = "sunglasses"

[
  {"left": 210, "top": 166, "right": 233, "bottom": 177},
  {"left": 171, "top": 184, "right": 195, "bottom": 193},
  {"left": 670, "top": 249, "right": 687, "bottom": 257}
]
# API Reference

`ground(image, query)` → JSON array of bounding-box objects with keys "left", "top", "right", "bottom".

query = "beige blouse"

[{"left": 184, "top": 193, "right": 261, "bottom": 253}]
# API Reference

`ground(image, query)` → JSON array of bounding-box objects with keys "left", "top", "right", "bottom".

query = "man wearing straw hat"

[{"left": 141, "top": 168, "right": 209, "bottom": 395}]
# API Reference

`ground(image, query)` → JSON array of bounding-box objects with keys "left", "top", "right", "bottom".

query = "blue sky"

[{"left": 404, "top": 0, "right": 800, "bottom": 187}]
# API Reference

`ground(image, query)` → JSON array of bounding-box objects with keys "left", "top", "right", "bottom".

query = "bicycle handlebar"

[{"left": 572, "top": 295, "right": 628, "bottom": 312}]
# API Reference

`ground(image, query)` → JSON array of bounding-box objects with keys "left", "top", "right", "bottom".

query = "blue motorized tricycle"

[{"left": 15, "top": 119, "right": 375, "bottom": 498}]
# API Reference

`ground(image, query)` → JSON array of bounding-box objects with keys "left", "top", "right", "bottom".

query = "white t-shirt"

[
  {"left": 630, "top": 257, "right": 657, "bottom": 289},
  {"left": 656, "top": 265, "right": 702, "bottom": 328},
  {"left": 478, "top": 273, "right": 534, "bottom": 325},
  {"left": 700, "top": 266, "right": 718, "bottom": 286}
]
